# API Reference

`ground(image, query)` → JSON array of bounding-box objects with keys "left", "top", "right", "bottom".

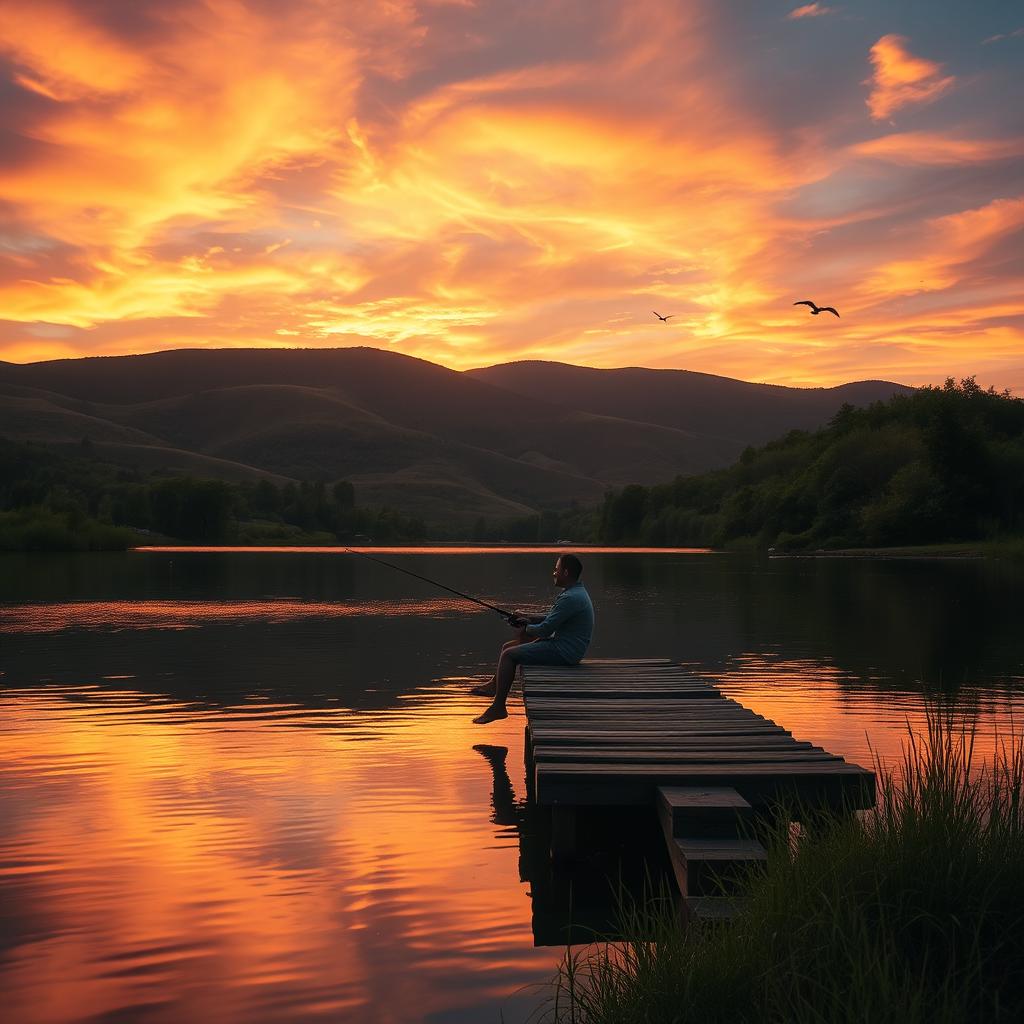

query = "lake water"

[{"left": 2, "top": 547, "right": 1023, "bottom": 1023}]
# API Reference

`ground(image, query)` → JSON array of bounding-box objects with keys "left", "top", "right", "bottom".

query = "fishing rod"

[{"left": 344, "top": 548, "right": 523, "bottom": 624}]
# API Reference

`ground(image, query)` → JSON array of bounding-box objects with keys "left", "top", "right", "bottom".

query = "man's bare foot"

[
  {"left": 472, "top": 705, "right": 508, "bottom": 725},
  {"left": 470, "top": 682, "right": 497, "bottom": 697}
]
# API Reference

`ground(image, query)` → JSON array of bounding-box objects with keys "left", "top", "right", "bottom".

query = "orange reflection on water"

[
  {"left": 0, "top": 685, "right": 549, "bottom": 1022},
  {"left": 709, "top": 654, "right": 1024, "bottom": 777},
  {"left": 0, "top": 598, "right": 469, "bottom": 633}
]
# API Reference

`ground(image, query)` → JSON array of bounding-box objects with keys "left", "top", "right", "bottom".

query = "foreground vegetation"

[
  {"left": 538, "top": 710, "right": 1024, "bottom": 1024},
  {"left": 595, "top": 378, "right": 1024, "bottom": 550}
]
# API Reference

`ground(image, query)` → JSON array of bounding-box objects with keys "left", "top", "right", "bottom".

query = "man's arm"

[
  {"left": 524, "top": 593, "right": 576, "bottom": 639},
  {"left": 510, "top": 611, "right": 546, "bottom": 625}
]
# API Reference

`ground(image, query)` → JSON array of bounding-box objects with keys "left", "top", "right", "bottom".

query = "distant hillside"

[{"left": 0, "top": 348, "right": 912, "bottom": 526}]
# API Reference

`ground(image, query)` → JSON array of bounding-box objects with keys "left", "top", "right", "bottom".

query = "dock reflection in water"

[{"left": 473, "top": 741, "right": 672, "bottom": 948}]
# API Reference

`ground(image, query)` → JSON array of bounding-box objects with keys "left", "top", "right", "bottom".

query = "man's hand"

[{"left": 508, "top": 612, "right": 527, "bottom": 628}]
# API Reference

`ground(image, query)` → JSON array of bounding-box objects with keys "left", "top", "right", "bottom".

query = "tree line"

[
  {"left": 595, "top": 378, "right": 1024, "bottom": 549},
  {"left": 0, "top": 439, "right": 426, "bottom": 550}
]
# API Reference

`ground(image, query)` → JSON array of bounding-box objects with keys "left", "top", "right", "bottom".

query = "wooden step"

[
  {"left": 656, "top": 786, "right": 768, "bottom": 899},
  {"left": 668, "top": 836, "right": 767, "bottom": 897},
  {"left": 657, "top": 785, "right": 755, "bottom": 838}
]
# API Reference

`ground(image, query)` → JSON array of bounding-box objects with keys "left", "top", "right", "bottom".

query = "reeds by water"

[{"left": 537, "top": 708, "right": 1024, "bottom": 1024}]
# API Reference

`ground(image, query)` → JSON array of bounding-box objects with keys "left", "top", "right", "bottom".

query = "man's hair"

[{"left": 558, "top": 553, "right": 583, "bottom": 580}]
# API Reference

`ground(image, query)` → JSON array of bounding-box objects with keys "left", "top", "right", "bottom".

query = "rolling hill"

[
  {"left": 466, "top": 361, "right": 913, "bottom": 447},
  {"left": 0, "top": 348, "right": 912, "bottom": 526}
]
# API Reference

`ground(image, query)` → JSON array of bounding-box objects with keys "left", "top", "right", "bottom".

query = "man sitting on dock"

[{"left": 472, "top": 553, "right": 594, "bottom": 725}]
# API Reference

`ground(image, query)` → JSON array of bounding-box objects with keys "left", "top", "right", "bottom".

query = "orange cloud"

[
  {"left": 0, "top": 1, "right": 146, "bottom": 100},
  {"left": 863, "top": 197, "right": 1024, "bottom": 296},
  {"left": 866, "top": 35, "right": 955, "bottom": 120}
]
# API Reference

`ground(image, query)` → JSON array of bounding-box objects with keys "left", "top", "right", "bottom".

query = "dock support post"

[
  {"left": 524, "top": 727, "right": 537, "bottom": 803},
  {"left": 550, "top": 805, "right": 576, "bottom": 861}
]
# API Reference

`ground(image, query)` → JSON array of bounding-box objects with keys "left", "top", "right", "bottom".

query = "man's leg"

[
  {"left": 471, "top": 638, "right": 522, "bottom": 696},
  {"left": 472, "top": 648, "right": 518, "bottom": 724},
  {"left": 472, "top": 744, "right": 518, "bottom": 825}
]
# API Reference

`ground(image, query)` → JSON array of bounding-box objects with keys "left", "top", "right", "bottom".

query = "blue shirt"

[{"left": 525, "top": 582, "right": 594, "bottom": 663}]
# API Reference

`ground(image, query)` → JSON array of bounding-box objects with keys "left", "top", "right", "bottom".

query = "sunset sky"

[{"left": 0, "top": 0, "right": 1021, "bottom": 389}]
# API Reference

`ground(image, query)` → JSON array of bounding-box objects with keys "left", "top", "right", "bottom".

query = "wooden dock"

[{"left": 522, "top": 658, "right": 875, "bottom": 914}]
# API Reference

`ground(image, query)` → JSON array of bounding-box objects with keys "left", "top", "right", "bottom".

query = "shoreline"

[
  {"left": 766, "top": 541, "right": 1023, "bottom": 560},
  {"left": 769, "top": 547, "right": 985, "bottom": 560},
  {"left": 128, "top": 543, "right": 716, "bottom": 555}
]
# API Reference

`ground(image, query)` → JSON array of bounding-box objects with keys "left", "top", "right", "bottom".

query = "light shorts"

[{"left": 506, "top": 639, "right": 574, "bottom": 667}]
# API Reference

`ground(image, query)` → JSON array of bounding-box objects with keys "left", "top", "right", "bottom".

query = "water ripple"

[{"left": 1, "top": 598, "right": 472, "bottom": 633}]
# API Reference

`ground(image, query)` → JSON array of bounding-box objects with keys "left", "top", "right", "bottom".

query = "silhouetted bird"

[
  {"left": 652, "top": 311, "right": 673, "bottom": 322},
  {"left": 794, "top": 300, "right": 840, "bottom": 317}
]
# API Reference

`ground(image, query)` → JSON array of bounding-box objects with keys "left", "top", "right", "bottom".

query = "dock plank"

[
  {"left": 533, "top": 740, "right": 820, "bottom": 756},
  {"left": 527, "top": 702, "right": 749, "bottom": 708},
  {"left": 533, "top": 751, "right": 843, "bottom": 764},
  {"left": 529, "top": 728, "right": 795, "bottom": 741}
]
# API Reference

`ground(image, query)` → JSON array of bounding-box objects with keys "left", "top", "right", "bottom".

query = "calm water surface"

[{"left": 2, "top": 548, "right": 1023, "bottom": 1023}]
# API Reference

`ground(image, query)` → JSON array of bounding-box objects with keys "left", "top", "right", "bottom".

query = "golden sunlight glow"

[{"left": 0, "top": 1, "right": 1021, "bottom": 390}]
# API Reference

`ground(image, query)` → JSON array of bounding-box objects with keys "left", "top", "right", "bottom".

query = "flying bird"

[
  {"left": 652, "top": 311, "right": 673, "bottom": 322},
  {"left": 794, "top": 300, "right": 840, "bottom": 318}
]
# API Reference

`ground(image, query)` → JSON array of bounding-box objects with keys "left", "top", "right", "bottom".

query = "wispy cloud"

[
  {"left": 983, "top": 27, "right": 1024, "bottom": 45},
  {"left": 787, "top": 4, "right": 836, "bottom": 20},
  {"left": 849, "top": 131, "right": 1024, "bottom": 165}
]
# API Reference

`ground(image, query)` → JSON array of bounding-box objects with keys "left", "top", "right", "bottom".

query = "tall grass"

[{"left": 537, "top": 708, "right": 1024, "bottom": 1023}]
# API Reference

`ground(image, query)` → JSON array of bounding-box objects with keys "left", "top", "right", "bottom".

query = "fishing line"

[{"left": 344, "top": 548, "right": 522, "bottom": 623}]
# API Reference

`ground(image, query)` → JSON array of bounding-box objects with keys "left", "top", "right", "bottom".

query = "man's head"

[{"left": 552, "top": 553, "right": 582, "bottom": 588}]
